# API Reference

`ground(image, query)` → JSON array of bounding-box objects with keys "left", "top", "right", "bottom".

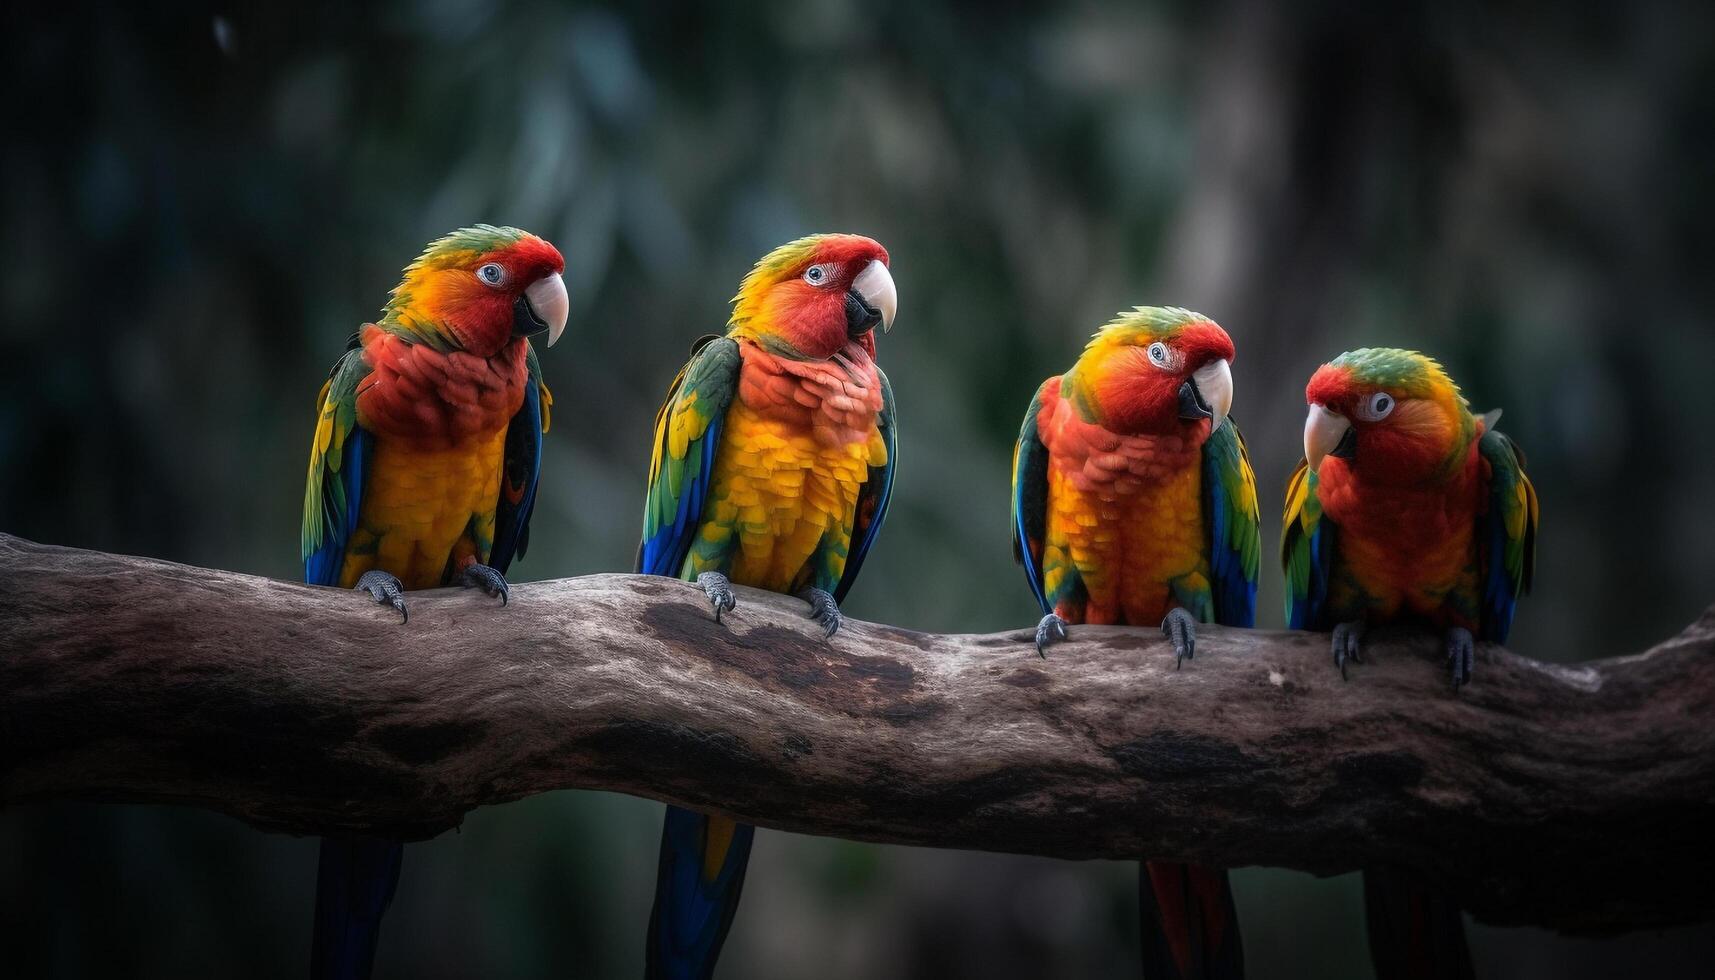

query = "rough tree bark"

[{"left": 1, "top": 533, "right": 1711, "bottom": 934}]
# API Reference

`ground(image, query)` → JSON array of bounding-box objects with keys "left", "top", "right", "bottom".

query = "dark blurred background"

[{"left": 4, "top": 1, "right": 1714, "bottom": 977}]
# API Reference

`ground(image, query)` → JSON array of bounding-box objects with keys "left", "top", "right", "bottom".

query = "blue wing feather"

[
  {"left": 1202, "top": 420, "right": 1260, "bottom": 629},
  {"left": 1482, "top": 513, "right": 1514, "bottom": 642},
  {"left": 304, "top": 428, "right": 367, "bottom": 586},
  {"left": 637, "top": 336, "right": 739, "bottom": 578},
  {"left": 1011, "top": 382, "right": 1053, "bottom": 615},
  {"left": 635, "top": 400, "right": 725, "bottom": 577},
  {"left": 302, "top": 349, "right": 370, "bottom": 588},
  {"left": 489, "top": 365, "right": 546, "bottom": 575},
  {"left": 832, "top": 368, "right": 897, "bottom": 603}
]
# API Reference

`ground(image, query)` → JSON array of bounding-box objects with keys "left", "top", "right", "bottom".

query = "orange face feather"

[
  {"left": 382, "top": 229, "right": 565, "bottom": 358},
  {"left": 730, "top": 233, "right": 895, "bottom": 362},
  {"left": 1077, "top": 319, "right": 1235, "bottom": 435}
]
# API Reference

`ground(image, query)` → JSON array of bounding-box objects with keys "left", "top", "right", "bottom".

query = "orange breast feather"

[
  {"left": 1037, "top": 382, "right": 1211, "bottom": 626},
  {"left": 337, "top": 329, "right": 530, "bottom": 589},
  {"left": 692, "top": 341, "right": 884, "bottom": 594}
]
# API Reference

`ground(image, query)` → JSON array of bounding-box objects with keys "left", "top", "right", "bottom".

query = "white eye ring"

[
  {"left": 1147, "top": 341, "right": 1173, "bottom": 369},
  {"left": 477, "top": 263, "right": 506, "bottom": 286},
  {"left": 803, "top": 263, "right": 835, "bottom": 286},
  {"left": 1357, "top": 391, "right": 1395, "bottom": 421}
]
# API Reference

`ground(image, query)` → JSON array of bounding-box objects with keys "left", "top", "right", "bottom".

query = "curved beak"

[
  {"left": 1180, "top": 358, "right": 1234, "bottom": 432},
  {"left": 1304, "top": 404, "right": 1356, "bottom": 472},
  {"left": 846, "top": 259, "right": 898, "bottom": 337},
  {"left": 514, "top": 272, "right": 570, "bottom": 347}
]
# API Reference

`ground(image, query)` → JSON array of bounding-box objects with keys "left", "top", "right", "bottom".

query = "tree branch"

[{"left": 1, "top": 533, "right": 1711, "bottom": 933}]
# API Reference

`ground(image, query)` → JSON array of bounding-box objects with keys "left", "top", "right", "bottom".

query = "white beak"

[
  {"left": 526, "top": 273, "right": 570, "bottom": 347},
  {"left": 851, "top": 259, "right": 898, "bottom": 333},
  {"left": 1193, "top": 358, "right": 1234, "bottom": 433},
  {"left": 1303, "top": 404, "right": 1353, "bottom": 473}
]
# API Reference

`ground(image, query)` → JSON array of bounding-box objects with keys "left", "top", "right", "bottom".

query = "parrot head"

[
  {"left": 1066, "top": 306, "right": 1236, "bottom": 437},
  {"left": 729, "top": 233, "right": 897, "bottom": 361},
  {"left": 381, "top": 224, "right": 569, "bottom": 358},
  {"left": 1303, "top": 347, "right": 1476, "bottom": 483}
]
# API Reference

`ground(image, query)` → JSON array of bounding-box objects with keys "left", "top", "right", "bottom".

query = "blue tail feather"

[
  {"left": 312, "top": 837, "right": 404, "bottom": 980},
  {"left": 646, "top": 806, "right": 755, "bottom": 980}
]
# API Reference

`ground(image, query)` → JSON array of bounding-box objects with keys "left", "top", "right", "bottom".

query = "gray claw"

[
  {"left": 1332, "top": 620, "right": 1366, "bottom": 680},
  {"left": 697, "top": 572, "right": 737, "bottom": 623},
  {"left": 1162, "top": 608, "right": 1198, "bottom": 667},
  {"left": 798, "top": 587, "right": 842, "bottom": 639},
  {"left": 1446, "top": 626, "right": 1475, "bottom": 691},
  {"left": 460, "top": 563, "right": 510, "bottom": 606},
  {"left": 1034, "top": 613, "right": 1068, "bottom": 658},
  {"left": 355, "top": 570, "right": 408, "bottom": 624}
]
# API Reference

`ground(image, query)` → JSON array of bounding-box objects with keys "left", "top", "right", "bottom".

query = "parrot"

[
  {"left": 1281, "top": 347, "right": 1538, "bottom": 979},
  {"left": 635, "top": 233, "right": 898, "bottom": 979},
  {"left": 1011, "top": 307, "right": 1260, "bottom": 980},
  {"left": 299, "top": 224, "right": 567, "bottom": 980}
]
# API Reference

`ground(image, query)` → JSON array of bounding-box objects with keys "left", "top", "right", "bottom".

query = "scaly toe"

[
  {"left": 354, "top": 570, "right": 409, "bottom": 624},
  {"left": 1034, "top": 613, "right": 1068, "bottom": 658},
  {"left": 1161, "top": 608, "right": 1198, "bottom": 667},
  {"left": 1332, "top": 621, "right": 1366, "bottom": 681},
  {"left": 1446, "top": 627, "right": 1475, "bottom": 691},
  {"left": 697, "top": 572, "right": 737, "bottom": 624},
  {"left": 797, "top": 588, "right": 843, "bottom": 640},
  {"left": 460, "top": 563, "right": 510, "bottom": 605}
]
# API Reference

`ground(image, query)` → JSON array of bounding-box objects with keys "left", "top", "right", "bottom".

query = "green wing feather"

[
  {"left": 1477, "top": 426, "right": 1538, "bottom": 642},
  {"left": 1281, "top": 458, "right": 1334, "bottom": 630},
  {"left": 637, "top": 335, "right": 742, "bottom": 578},
  {"left": 301, "top": 349, "right": 369, "bottom": 583},
  {"left": 1201, "top": 419, "right": 1261, "bottom": 627}
]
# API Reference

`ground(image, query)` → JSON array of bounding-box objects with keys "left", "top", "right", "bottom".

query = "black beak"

[
  {"left": 844, "top": 289, "right": 882, "bottom": 338},
  {"left": 1330, "top": 426, "right": 1358, "bottom": 460},
  {"left": 1177, "top": 379, "right": 1211, "bottom": 421},
  {"left": 512, "top": 293, "right": 549, "bottom": 339}
]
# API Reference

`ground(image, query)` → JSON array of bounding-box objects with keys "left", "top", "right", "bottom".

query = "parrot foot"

[
  {"left": 1161, "top": 608, "right": 1198, "bottom": 667},
  {"left": 697, "top": 572, "right": 737, "bottom": 623},
  {"left": 797, "top": 587, "right": 843, "bottom": 639},
  {"left": 1445, "top": 626, "right": 1475, "bottom": 691},
  {"left": 1332, "top": 620, "right": 1367, "bottom": 680},
  {"left": 354, "top": 570, "right": 408, "bottom": 624},
  {"left": 459, "top": 563, "right": 510, "bottom": 606},
  {"left": 1034, "top": 613, "right": 1068, "bottom": 658}
]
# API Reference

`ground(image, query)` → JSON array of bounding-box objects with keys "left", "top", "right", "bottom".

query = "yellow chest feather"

[
  {"left": 339, "top": 429, "right": 507, "bottom": 589},
  {"left": 701, "top": 398, "right": 880, "bottom": 593}
]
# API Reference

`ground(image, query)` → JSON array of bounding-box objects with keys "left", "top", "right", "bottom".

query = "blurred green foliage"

[{"left": 3, "top": 1, "right": 1714, "bottom": 977}]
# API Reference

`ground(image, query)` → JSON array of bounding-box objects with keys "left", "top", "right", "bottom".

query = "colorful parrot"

[
  {"left": 635, "top": 233, "right": 898, "bottom": 979},
  {"left": 1281, "top": 347, "right": 1538, "bottom": 978},
  {"left": 299, "top": 225, "right": 567, "bottom": 980},
  {"left": 1011, "top": 307, "right": 1260, "bottom": 980}
]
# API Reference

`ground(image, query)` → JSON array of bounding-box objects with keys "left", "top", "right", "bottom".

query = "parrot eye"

[
  {"left": 1146, "top": 342, "right": 1176, "bottom": 370},
  {"left": 803, "top": 263, "right": 836, "bottom": 286},
  {"left": 476, "top": 263, "right": 506, "bottom": 287},
  {"left": 1357, "top": 391, "right": 1395, "bottom": 421}
]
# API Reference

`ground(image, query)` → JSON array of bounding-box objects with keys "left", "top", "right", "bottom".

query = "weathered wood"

[{"left": 1, "top": 533, "right": 1711, "bottom": 933}]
